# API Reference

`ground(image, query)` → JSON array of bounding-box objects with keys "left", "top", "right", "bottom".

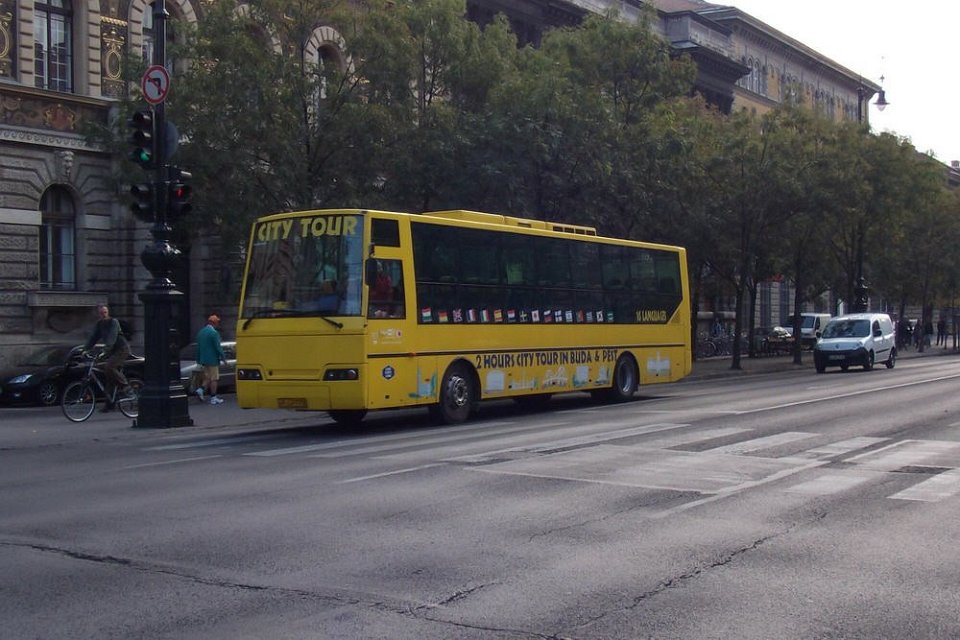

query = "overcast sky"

[{"left": 724, "top": 0, "right": 959, "bottom": 165}]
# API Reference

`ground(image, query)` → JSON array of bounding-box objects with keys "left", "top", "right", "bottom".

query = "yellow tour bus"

[{"left": 235, "top": 208, "right": 691, "bottom": 424}]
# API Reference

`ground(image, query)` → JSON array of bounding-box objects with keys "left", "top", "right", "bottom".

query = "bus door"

[{"left": 364, "top": 220, "right": 423, "bottom": 408}]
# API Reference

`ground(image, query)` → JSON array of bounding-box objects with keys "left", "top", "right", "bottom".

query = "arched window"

[
  {"left": 39, "top": 186, "right": 76, "bottom": 290},
  {"left": 317, "top": 44, "right": 341, "bottom": 99},
  {"left": 34, "top": 0, "right": 73, "bottom": 92}
]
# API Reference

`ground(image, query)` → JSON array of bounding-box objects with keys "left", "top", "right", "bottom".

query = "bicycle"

[{"left": 61, "top": 351, "right": 143, "bottom": 422}]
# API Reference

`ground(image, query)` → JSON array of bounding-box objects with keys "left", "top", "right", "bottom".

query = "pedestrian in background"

[
  {"left": 937, "top": 318, "right": 946, "bottom": 346},
  {"left": 897, "top": 318, "right": 910, "bottom": 350},
  {"left": 195, "top": 313, "right": 225, "bottom": 405}
]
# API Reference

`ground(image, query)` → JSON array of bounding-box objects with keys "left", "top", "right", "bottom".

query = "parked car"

[
  {"left": 179, "top": 341, "right": 237, "bottom": 393},
  {"left": 0, "top": 344, "right": 144, "bottom": 406},
  {"left": 813, "top": 313, "right": 896, "bottom": 372}
]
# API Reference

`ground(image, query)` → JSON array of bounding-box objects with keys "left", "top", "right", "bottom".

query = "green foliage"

[{"left": 92, "top": 0, "right": 958, "bottom": 322}]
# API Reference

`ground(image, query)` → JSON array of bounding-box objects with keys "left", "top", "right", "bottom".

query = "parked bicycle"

[{"left": 61, "top": 351, "right": 142, "bottom": 422}]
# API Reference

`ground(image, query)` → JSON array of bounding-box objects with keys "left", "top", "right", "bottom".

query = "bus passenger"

[{"left": 369, "top": 261, "right": 395, "bottom": 318}]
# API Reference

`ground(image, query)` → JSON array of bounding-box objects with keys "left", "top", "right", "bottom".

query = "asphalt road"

[{"left": 3, "top": 351, "right": 960, "bottom": 639}]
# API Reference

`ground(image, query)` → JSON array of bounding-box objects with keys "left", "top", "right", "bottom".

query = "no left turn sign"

[{"left": 141, "top": 65, "right": 170, "bottom": 105}]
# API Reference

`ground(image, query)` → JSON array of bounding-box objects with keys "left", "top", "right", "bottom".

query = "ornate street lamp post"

[
  {"left": 134, "top": 0, "right": 192, "bottom": 428},
  {"left": 851, "top": 78, "right": 889, "bottom": 314}
]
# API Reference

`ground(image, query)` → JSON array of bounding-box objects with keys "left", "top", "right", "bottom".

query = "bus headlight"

[
  {"left": 237, "top": 368, "right": 263, "bottom": 380},
  {"left": 324, "top": 368, "right": 359, "bottom": 381}
]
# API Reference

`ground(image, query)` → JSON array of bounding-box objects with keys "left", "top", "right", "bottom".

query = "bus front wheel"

[{"left": 433, "top": 363, "right": 475, "bottom": 424}]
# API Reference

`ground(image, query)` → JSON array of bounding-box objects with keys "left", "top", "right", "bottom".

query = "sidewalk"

[{"left": 688, "top": 343, "right": 959, "bottom": 381}]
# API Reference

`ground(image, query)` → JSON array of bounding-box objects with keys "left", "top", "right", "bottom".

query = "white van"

[
  {"left": 787, "top": 313, "right": 832, "bottom": 349},
  {"left": 813, "top": 313, "right": 896, "bottom": 372}
]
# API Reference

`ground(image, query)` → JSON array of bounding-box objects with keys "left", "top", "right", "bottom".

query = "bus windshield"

[{"left": 240, "top": 214, "right": 364, "bottom": 319}]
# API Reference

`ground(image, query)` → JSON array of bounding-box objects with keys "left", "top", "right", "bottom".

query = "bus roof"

[{"left": 423, "top": 210, "right": 597, "bottom": 236}]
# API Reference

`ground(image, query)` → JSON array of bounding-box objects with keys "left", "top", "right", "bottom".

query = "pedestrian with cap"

[{"left": 195, "top": 313, "right": 226, "bottom": 405}]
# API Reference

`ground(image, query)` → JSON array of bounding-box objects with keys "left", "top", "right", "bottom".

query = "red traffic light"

[{"left": 167, "top": 167, "right": 192, "bottom": 218}]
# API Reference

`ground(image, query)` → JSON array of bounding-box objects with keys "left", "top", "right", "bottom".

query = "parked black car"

[
  {"left": 0, "top": 344, "right": 81, "bottom": 406},
  {"left": 0, "top": 344, "right": 145, "bottom": 407}
]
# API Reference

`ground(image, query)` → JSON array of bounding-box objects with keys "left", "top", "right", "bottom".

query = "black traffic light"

[
  {"left": 167, "top": 167, "right": 192, "bottom": 219},
  {"left": 130, "top": 182, "right": 155, "bottom": 222},
  {"left": 127, "top": 110, "right": 155, "bottom": 168}
]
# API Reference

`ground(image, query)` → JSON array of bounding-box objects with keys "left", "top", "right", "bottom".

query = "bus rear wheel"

[
  {"left": 328, "top": 409, "right": 367, "bottom": 426},
  {"left": 433, "top": 362, "right": 475, "bottom": 424}
]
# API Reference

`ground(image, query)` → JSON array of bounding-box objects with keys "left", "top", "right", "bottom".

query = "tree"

[{"left": 479, "top": 10, "right": 695, "bottom": 225}]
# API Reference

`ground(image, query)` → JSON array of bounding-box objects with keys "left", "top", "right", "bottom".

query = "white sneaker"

[
  {"left": 210, "top": 396, "right": 224, "bottom": 405},
  {"left": 195, "top": 387, "right": 205, "bottom": 401}
]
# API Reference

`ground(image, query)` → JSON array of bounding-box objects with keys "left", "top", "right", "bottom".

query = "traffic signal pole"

[{"left": 134, "top": 0, "right": 192, "bottom": 428}]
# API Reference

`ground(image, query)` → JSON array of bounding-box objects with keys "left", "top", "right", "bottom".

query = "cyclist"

[{"left": 83, "top": 304, "right": 133, "bottom": 412}]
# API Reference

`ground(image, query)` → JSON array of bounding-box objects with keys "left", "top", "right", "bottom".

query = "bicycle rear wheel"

[
  {"left": 118, "top": 378, "right": 143, "bottom": 419},
  {"left": 62, "top": 381, "right": 96, "bottom": 422}
]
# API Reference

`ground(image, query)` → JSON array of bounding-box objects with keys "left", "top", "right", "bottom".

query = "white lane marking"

[
  {"left": 253, "top": 421, "right": 557, "bottom": 458},
  {"left": 706, "top": 432, "right": 817, "bottom": 455},
  {"left": 890, "top": 468, "right": 960, "bottom": 502},
  {"left": 297, "top": 421, "right": 574, "bottom": 458},
  {"left": 470, "top": 444, "right": 805, "bottom": 494},
  {"left": 122, "top": 455, "right": 222, "bottom": 469},
  {"left": 788, "top": 436, "right": 890, "bottom": 460},
  {"left": 147, "top": 419, "right": 523, "bottom": 454},
  {"left": 146, "top": 434, "right": 283, "bottom": 450},
  {"left": 844, "top": 439, "right": 960, "bottom": 470},
  {"left": 650, "top": 459, "right": 828, "bottom": 518},
  {"left": 337, "top": 463, "right": 445, "bottom": 484},
  {"left": 612, "top": 426, "right": 751, "bottom": 450},
  {"left": 374, "top": 423, "right": 691, "bottom": 464},
  {"left": 784, "top": 471, "right": 880, "bottom": 495},
  {"left": 735, "top": 373, "right": 960, "bottom": 415}
]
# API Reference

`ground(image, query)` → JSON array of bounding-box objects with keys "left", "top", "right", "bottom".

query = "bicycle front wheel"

[
  {"left": 118, "top": 378, "right": 143, "bottom": 419},
  {"left": 62, "top": 381, "right": 96, "bottom": 422}
]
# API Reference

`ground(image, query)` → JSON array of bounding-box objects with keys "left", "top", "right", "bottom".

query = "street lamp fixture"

[
  {"left": 856, "top": 77, "right": 889, "bottom": 123},
  {"left": 874, "top": 88, "right": 889, "bottom": 111}
]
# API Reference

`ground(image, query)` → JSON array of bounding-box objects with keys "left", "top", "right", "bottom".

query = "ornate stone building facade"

[
  {"left": 0, "top": 0, "right": 882, "bottom": 368},
  {"left": 0, "top": 0, "right": 188, "bottom": 366}
]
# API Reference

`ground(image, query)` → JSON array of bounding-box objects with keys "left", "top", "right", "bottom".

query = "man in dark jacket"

[{"left": 84, "top": 304, "right": 132, "bottom": 412}]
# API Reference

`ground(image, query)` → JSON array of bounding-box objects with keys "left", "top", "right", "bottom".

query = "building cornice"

[
  {"left": 0, "top": 80, "right": 115, "bottom": 108},
  {"left": 697, "top": 6, "right": 881, "bottom": 92},
  {"left": 0, "top": 125, "right": 102, "bottom": 151}
]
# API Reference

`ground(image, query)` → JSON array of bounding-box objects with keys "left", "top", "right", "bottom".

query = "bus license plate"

[{"left": 278, "top": 398, "right": 307, "bottom": 409}]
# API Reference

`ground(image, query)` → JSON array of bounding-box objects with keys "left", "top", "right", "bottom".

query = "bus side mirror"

[{"left": 365, "top": 259, "right": 378, "bottom": 287}]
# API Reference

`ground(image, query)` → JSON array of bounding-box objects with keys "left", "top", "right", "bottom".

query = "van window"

[{"left": 823, "top": 319, "right": 870, "bottom": 338}]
